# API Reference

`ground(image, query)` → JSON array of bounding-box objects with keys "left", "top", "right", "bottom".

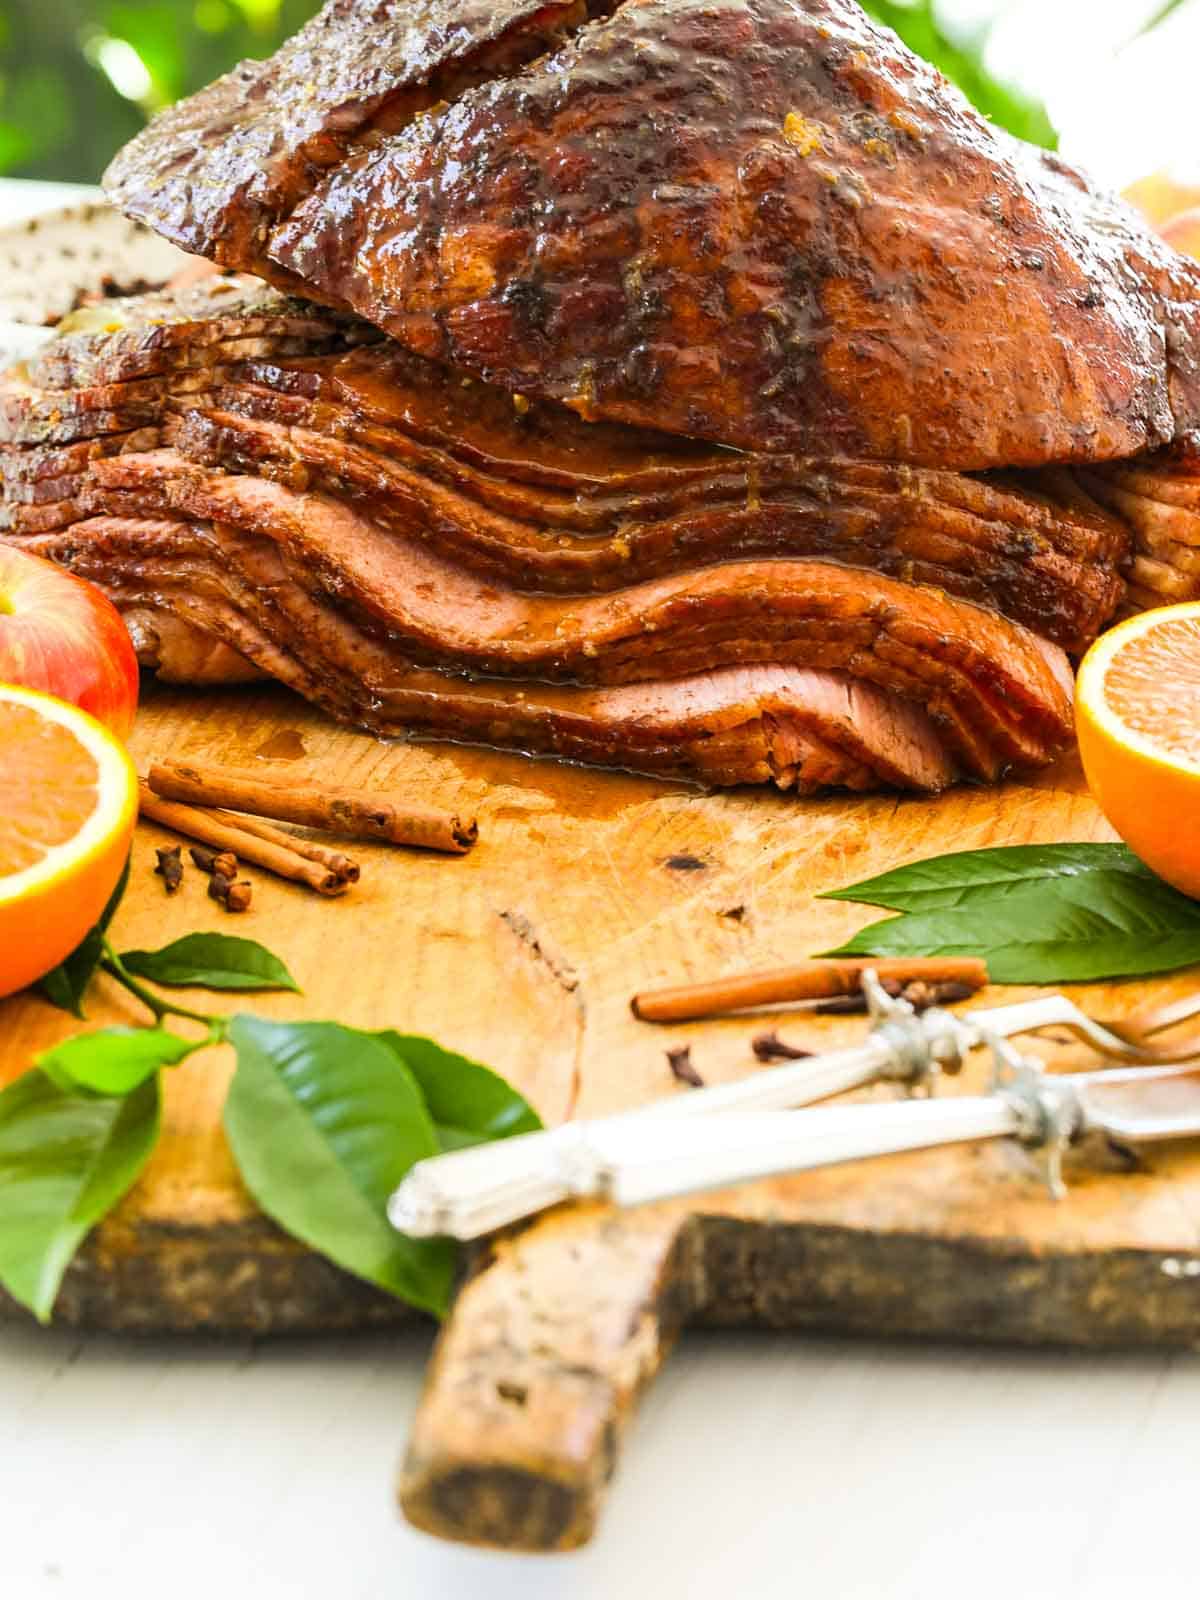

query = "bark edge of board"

[
  {"left": 0, "top": 1212, "right": 411, "bottom": 1335},
  {"left": 394, "top": 1200, "right": 1200, "bottom": 1551}
]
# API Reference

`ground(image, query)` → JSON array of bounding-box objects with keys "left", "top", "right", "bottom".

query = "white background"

[
  {"left": 7, "top": 7, "right": 1200, "bottom": 1588},
  {"left": 4, "top": 1316, "right": 1199, "bottom": 1598}
]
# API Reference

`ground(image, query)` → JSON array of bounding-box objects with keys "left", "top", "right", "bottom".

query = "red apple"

[{"left": 0, "top": 546, "right": 138, "bottom": 739}]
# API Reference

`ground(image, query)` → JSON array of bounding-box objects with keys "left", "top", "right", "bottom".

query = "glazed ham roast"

[{"left": 6, "top": 0, "right": 1200, "bottom": 790}]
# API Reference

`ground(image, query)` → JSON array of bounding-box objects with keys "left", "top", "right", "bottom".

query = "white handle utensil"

[
  {"left": 546, "top": 1056, "right": 1200, "bottom": 1213},
  {"left": 388, "top": 977, "right": 948, "bottom": 1238},
  {"left": 389, "top": 977, "right": 1200, "bottom": 1240}
]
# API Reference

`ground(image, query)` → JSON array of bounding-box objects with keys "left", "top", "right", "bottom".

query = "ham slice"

[
  {"left": 22, "top": 512, "right": 955, "bottom": 791},
  {"left": 1082, "top": 459, "right": 1200, "bottom": 614},
  {"left": 105, "top": 0, "right": 1200, "bottom": 471},
  {"left": 1, "top": 329, "right": 1129, "bottom": 652},
  {"left": 0, "top": 276, "right": 1120, "bottom": 793}
]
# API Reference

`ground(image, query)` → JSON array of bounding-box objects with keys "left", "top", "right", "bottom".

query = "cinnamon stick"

[
  {"left": 630, "top": 956, "right": 988, "bottom": 1024},
  {"left": 148, "top": 760, "right": 476, "bottom": 853},
  {"left": 209, "top": 810, "right": 360, "bottom": 883},
  {"left": 138, "top": 785, "right": 348, "bottom": 897}
]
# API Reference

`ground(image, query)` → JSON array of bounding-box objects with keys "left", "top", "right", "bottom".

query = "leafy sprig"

[
  {"left": 823, "top": 843, "right": 1200, "bottom": 983},
  {"left": 0, "top": 862, "right": 539, "bottom": 1323},
  {"left": 0, "top": 1073, "right": 160, "bottom": 1323}
]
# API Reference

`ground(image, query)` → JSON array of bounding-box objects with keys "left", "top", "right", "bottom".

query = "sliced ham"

[
  {"left": 0, "top": 275, "right": 1123, "bottom": 794},
  {"left": 23, "top": 512, "right": 955, "bottom": 791},
  {"left": 1, "top": 326, "right": 1128, "bottom": 651}
]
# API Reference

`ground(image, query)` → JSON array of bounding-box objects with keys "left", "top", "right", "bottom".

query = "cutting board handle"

[{"left": 399, "top": 1203, "right": 698, "bottom": 1551}]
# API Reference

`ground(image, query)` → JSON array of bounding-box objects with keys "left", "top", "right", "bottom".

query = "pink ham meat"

[
  {"left": 0, "top": 277, "right": 1103, "bottom": 793},
  {"left": 19, "top": 438, "right": 1075, "bottom": 787},
  {"left": 16, "top": 508, "right": 956, "bottom": 791},
  {"left": 0, "top": 333, "right": 1129, "bottom": 654}
]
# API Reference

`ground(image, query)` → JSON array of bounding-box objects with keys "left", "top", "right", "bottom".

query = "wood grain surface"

[{"left": 4, "top": 680, "right": 1200, "bottom": 1550}]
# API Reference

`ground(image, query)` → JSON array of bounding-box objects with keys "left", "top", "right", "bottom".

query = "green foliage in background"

[
  {"left": 0, "top": 0, "right": 1193, "bottom": 183},
  {"left": 0, "top": 0, "right": 316, "bottom": 181},
  {"left": 859, "top": 1, "right": 1057, "bottom": 148}
]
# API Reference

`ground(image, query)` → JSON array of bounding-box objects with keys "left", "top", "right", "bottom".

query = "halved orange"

[
  {"left": 0, "top": 683, "right": 137, "bottom": 999},
  {"left": 1077, "top": 603, "right": 1200, "bottom": 898}
]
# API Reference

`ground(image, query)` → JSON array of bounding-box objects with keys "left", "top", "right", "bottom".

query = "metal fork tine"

[
  {"left": 965, "top": 996, "right": 1151, "bottom": 1060},
  {"left": 964, "top": 994, "right": 1200, "bottom": 1065}
]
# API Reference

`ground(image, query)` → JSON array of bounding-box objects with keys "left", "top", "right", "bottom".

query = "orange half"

[
  {"left": 1076, "top": 603, "right": 1200, "bottom": 898},
  {"left": 0, "top": 683, "right": 137, "bottom": 999}
]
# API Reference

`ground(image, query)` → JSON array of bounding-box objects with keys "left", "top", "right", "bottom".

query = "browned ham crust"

[
  {"left": 101, "top": 0, "right": 595, "bottom": 296},
  {"left": 26, "top": 1, "right": 1200, "bottom": 789},
  {"left": 108, "top": 0, "right": 1200, "bottom": 468}
]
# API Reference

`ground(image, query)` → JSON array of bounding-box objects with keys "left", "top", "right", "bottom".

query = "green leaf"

[
  {"left": 0, "top": 1071, "right": 160, "bottom": 1322},
  {"left": 36, "top": 1028, "right": 198, "bottom": 1098},
  {"left": 39, "top": 856, "right": 131, "bottom": 1018},
  {"left": 822, "top": 843, "right": 1154, "bottom": 913},
  {"left": 224, "top": 1018, "right": 455, "bottom": 1316},
  {"left": 860, "top": 1, "right": 1057, "bottom": 149},
  {"left": 119, "top": 933, "right": 299, "bottom": 994},
  {"left": 825, "top": 870, "right": 1200, "bottom": 984},
  {"left": 373, "top": 1033, "right": 542, "bottom": 1152},
  {"left": 1137, "top": 0, "right": 1194, "bottom": 38}
]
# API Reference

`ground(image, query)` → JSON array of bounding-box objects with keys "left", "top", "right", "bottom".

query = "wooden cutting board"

[{"left": 5, "top": 680, "right": 1200, "bottom": 1551}]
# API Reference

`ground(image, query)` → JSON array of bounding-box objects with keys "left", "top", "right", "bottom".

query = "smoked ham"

[{"left": 9, "top": 0, "right": 1200, "bottom": 789}]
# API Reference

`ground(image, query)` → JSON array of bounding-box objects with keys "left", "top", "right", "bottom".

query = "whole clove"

[
  {"left": 190, "top": 844, "right": 238, "bottom": 880},
  {"left": 208, "top": 870, "right": 236, "bottom": 905},
  {"left": 224, "top": 880, "right": 253, "bottom": 913},
  {"left": 666, "top": 1045, "right": 704, "bottom": 1088},
  {"left": 153, "top": 845, "right": 183, "bottom": 895},
  {"left": 751, "top": 1030, "right": 812, "bottom": 1063},
  {"left": 140, "top": 784, "right": 349, "bottom": 896},
  {"left": 902, "top": 979, "right": 977, "bottom": 1010},
  {"left": 813, "top": 977, "right": 979, "bottom": 1017}
]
